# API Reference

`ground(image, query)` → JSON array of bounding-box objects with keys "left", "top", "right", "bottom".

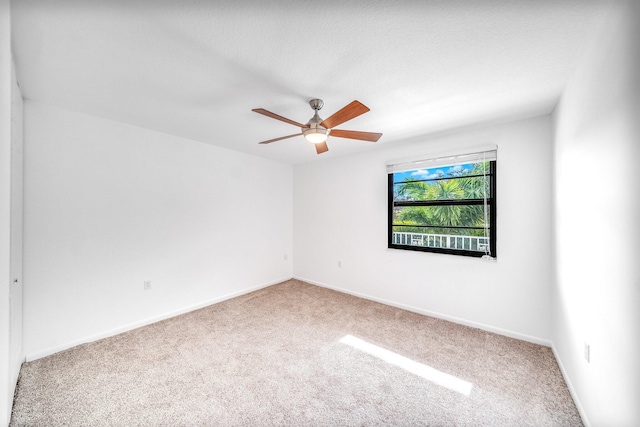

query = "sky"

[{"left": 393, "top": 163, "right": 474, "bottom": 183}]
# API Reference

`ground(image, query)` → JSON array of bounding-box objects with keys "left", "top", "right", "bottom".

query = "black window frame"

[{"left": 387, "top": 160, "right": 497, "bottom": 258}]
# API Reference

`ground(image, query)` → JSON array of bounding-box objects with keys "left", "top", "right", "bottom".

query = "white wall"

[
  {"left": 0, "top": 1, "right": 12, "bottom": 424},
  {"left": 294, "top": 115, "right": 554, "bottom": 344},
  {"left": 23, "top": 101, "right": 293, "bottom": 360},
  {"left": 552, "top": 1, "right": 640, "bottom": 425},
  {"left": 1, "top": 1, "right": 25, "bottom": 425},
  {"left": 8, "top": 58, "right": 24, "bottom": 419}
]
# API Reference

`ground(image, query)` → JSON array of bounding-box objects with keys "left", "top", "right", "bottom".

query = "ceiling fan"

[{"left": 252, "top": 99, "right": 382, "bottom": 154}]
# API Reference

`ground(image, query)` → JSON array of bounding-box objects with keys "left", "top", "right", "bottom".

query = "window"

[{"left": 387, "top": 149, "right": 496, "bottom": 258}]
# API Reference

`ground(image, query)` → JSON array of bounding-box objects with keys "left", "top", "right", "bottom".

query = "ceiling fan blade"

[
  {"left": 315, "top": 141, "right": 329, "bottom": 154},
  {"left": 258, "top": 133, "right": 302, "bottom": 144},
  {"left": 329, "top": 129, "right": 383, "bottom": 142},
  {"left": 252, "top": 108, "right": 309, "bottom": 128},
  {"left": 320, "top": 100, "right": 370, "bottom": 129}
]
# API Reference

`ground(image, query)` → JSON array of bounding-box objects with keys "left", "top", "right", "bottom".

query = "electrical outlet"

[
  {"left": 144, "top": 280, "right": 151, "bottom": 290},
  {"left": 338, "top": 261, "right": 342, "bottom": 268},
  {"left": 584, "top": 343, "right": 590, "bottom": 363},
  {"left": 284, "top": 253, "right": 288, "bottom": 261}
]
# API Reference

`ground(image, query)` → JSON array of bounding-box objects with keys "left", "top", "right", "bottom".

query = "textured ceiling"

[{"left": 11, "top": 0, "right": 615, "bottom": 164}]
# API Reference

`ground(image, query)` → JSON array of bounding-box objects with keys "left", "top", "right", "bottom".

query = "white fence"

[{"left": 392, "top": 232, "right": 489, "bottom": 252}]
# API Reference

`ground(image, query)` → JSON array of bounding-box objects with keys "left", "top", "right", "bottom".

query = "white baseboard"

[
  {"left": 551, "top": 344, "right": 590, "bottom": 427},
  {"left": 26, "top": 276, "right": 292, "bottom": 361},
  {"left": 294, "top": 276, "right": 552, "bottom": 347}
]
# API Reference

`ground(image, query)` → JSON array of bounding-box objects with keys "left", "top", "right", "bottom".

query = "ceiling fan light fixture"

[{"left": 303, "top": 125, "right": 329, "bottom": 144}]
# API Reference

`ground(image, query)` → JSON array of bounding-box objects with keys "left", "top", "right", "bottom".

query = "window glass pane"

[
  {"left": 393, "top": 161, "right": 491, "bottom": 200},
  {"left": 394, "top": 176, "right": 490, "bottom": 201},
  {"left": 393, "top": 205, "right": 489, "bottom": 229}
]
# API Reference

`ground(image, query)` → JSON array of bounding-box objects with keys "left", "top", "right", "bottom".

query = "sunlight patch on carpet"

[{"left": 339, "top": 334, "right": 473, "bottom": 396}]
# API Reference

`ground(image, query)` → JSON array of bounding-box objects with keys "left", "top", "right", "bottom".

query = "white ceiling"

[{"left": 11, "top": 0, "right": 615, "bottom": 165}]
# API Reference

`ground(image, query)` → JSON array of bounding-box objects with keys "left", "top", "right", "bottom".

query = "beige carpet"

[{"left": 11, "top": 279, "right": 581, "bottom": 426}]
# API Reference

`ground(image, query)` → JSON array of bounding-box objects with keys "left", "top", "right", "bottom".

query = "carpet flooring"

[{"left": 10, "top": 279, "right": 582, "bottom": 426}]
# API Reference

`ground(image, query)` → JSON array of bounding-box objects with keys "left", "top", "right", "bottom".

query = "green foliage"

[{"left": 393, "top": 162, "right": 490, "bottom": 236}]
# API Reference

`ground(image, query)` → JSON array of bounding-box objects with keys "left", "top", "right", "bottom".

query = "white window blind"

[{"left": 386, "top": 145, "right": 497, "bottom": 174}]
